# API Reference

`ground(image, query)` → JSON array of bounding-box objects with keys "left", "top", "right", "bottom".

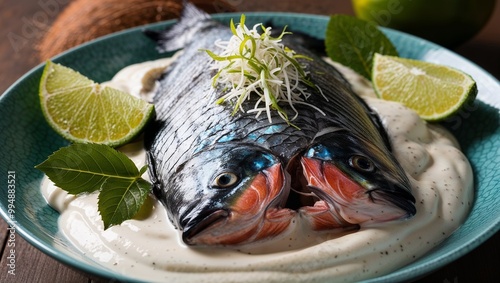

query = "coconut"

[{"left": 37, "top": 0, "right": 235, "bottom": 59}]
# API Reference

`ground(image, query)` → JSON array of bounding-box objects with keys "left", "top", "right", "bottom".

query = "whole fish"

[{"left": 145, "top": 2, "right": 416, "bottom": 246}]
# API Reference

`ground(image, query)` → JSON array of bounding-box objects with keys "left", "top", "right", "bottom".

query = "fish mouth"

[
  {"left": 288, "top": 156, "right": 415, "bottom": 230},
  {"left": 366, "top": 187, "right": 416, "bottom": 218},
  {"left": 284, "top": 152, "right": 314, "bottom": 209},
  {"left": 183, "top": 209, "right": 229, "bottom": 245},
  {"left": 287, "top": 155, "right": 354, "bottom": 229},
  {"left": 182, "top": 163, "right": 295, "bottom": 246},
  {"left": 182, "top": 153, "right": 416, "bottom": 244}
]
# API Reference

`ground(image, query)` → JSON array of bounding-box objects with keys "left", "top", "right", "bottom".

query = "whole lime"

[{"left": 352, "top": 0, "right": 495, "bottom": 47}]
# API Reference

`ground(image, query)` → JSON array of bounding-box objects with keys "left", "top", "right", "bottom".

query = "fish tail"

[{"left": 144, "top": 1, "right": 212, "bottom": 53}]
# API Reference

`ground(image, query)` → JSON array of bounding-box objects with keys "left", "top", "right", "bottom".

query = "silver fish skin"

[{"left": 145, "top": 2, "right": 416, "bottom": 246}]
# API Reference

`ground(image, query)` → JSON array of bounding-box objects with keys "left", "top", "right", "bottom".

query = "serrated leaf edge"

[
  {"left": 35, "top": 143, "right": 152, "bottom": 230},
  {"left": 98, "top": 177, "right": 151, "bottom": 229}
]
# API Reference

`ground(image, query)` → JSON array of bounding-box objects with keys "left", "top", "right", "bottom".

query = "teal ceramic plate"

[{"left": 0, "top": 13, "right": 499, "bottom": 282}]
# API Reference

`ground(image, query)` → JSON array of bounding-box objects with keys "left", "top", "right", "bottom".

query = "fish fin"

[
  {"left": 356, "top": 96, "right": 393, "bottom": 151},
  {"left": 144, "top": 1, "right": 212, "bottom": 53},
  {"left": 146, "top": 151, "right": 160, "bottom": 190},
  {"left": 365, "top": 104, "right": 393, "bottom": 152}
]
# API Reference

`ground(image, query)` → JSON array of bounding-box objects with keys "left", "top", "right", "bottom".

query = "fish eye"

[
  {"left": 212, "top": 172, "right": 239, "bottom": 188},
  {"left": 349, "top": 155, "right": 375, "bottom": 172}
]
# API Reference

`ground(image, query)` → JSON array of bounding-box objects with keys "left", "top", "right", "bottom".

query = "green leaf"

[
  {"left": 35, "top": 143, "right": 152, "bottom": 229},
  {"left": 36, "top": 143, "right": 140, "bottom": 194},
  {"left": 98, "top": 177, "right": 150, "bottom": 229},
  {"left": 325, "top": 14, "right": 398, "bottom": 79}
]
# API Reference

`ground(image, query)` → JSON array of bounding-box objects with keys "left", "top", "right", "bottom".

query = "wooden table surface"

[{"left": 0, "top": 0, "right": 499, "bottom": 282}]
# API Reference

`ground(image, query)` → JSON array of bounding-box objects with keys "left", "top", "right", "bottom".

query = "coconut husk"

[{"left": 37, "top": 0, "right": 235, "bottom": 60}]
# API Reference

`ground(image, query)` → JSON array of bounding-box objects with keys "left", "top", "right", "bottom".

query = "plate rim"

[{"left": 1, "top": 11, "right": 499, "bottom": 283}]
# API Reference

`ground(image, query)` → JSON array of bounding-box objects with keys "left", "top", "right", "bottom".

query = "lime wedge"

[
  {"left": 39, "top": 61, "right": 155, "bottom": 147},
  {"left": 372, "top": 53, "right": 477, "bottom": 121}
]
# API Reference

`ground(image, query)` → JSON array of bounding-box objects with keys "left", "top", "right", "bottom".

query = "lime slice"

[
  {"left": 39, "top": 61, "right": 155, "bottom": 147},
  {"left": 372, "top": 53, "right": 477, "bottom": 121}
]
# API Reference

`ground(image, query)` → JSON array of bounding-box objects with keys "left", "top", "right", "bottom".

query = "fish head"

[
  {"left": 169, "top": 144, "right": 295, "bottom": 246},
  {"left": 299, "top": 130, "right": 416, "bottom": 229}
]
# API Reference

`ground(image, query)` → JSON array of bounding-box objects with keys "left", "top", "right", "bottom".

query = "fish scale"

[
  {"left": 146, "top": 14, "right": 382, "bottom": 166},
  {"left": 144, "top": 2, "right": 415, "bottom": 246}
]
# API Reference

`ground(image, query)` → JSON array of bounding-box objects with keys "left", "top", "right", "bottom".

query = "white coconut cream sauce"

[{"left": 41, "top": 57, "right": 474, "bottom": 282}]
